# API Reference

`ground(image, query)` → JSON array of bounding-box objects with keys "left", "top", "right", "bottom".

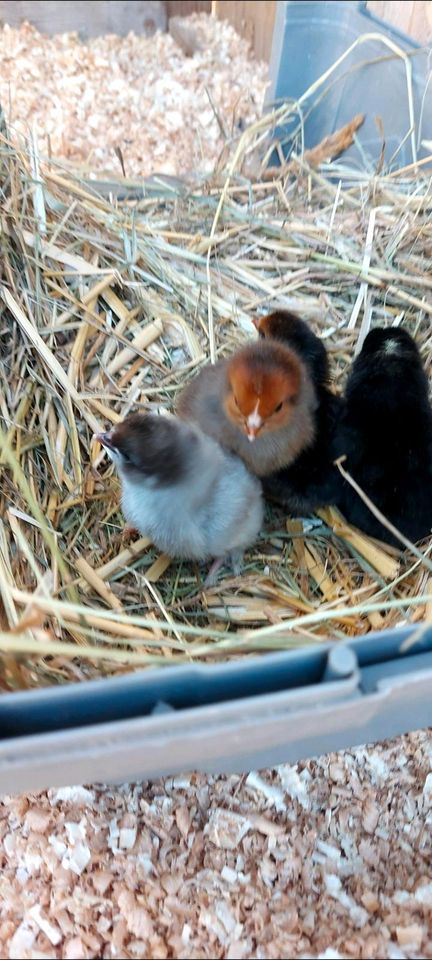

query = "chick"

[
  {"left": 254, "top": 310, "right": 343, "bottom": 513},
  {"left": 176, "top": 340, "right": 317, "bottom": 477},
  {"left": 336, "top": 327, "right": 432, "bottom": 545},
  {"left": 97, "top": 412, "right": 263, "bottom": 583}
]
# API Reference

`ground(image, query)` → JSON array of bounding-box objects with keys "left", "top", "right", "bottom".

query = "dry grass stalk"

[{"left": 0, "top": 93, "right": 431, "bottom": 690}]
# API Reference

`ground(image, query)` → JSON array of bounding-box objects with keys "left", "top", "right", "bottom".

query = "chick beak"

[
  {"left": 95, "top": 430, "right": 115, "bottom": 451},
  {"left": 246, "top": 411, "right": 263, "bottom": 442}
]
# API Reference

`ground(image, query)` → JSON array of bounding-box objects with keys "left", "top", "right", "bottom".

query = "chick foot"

[
  {"left": 203, "top": 549, "right": 244, "bottom": 588},
  {"left": 203, "top": 556, "right": 225, "bottom": 588},
  {"left": 228, "top": 548, "right": 244, "bottom": 577}
]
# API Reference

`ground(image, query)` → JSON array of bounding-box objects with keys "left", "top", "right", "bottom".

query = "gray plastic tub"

[
  {"left": 1, "top": 625, "right": 431, "bottom": 793},
  {"left": 268, "top": 0, "right": 432, "bottom": 169}
]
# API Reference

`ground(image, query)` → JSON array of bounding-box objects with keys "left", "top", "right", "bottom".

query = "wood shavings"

[
  {"left": 324, "top": 874, "right": 369, "bottom": 928},
  {"left": 169, "top": 16, "right": 203, "bottom": 57},
  {"left": 63, "top": 936, "right": 87, "bottom": 959},
  {"left": 318, "top": 951, "right": 345, "bottom": 960},
  {"left": 422, "top": 772, "right": 432, "bottom": 806},
  {"left": 24, "top": 808, "right": 52, "bottom": 833},
  {"left": 415, "top": 883, "right": 432, "bottom": 907},
  {"left": 362, "top": 798, "right": 380, "bottom": 834},
  {"left": 28, "top": 905, "right": 62, "bottom": 947},
  {"left": 245, "top": 771, "right": 285, "bottom": 810},
  {"left": 117, "top": 890, "right": 155, "bottom": 940},
  {"left": 205, "top": 808, "right": 252, "bottom": 850},
  {"left": 119, "top": 814, "right": 138, "bottom": 851},
  {"left": 0, "top": 15, "right": 268, "bottom": 178},
  {"left": 5, "top": 734, "right": 429, "bottom": 956},
  {"left": 396, "top": 925, "right": 424, "bottom": 950},
  {"left": 278, "top": 764, "right": 311, "bottom": 810},
  {"left": 247, "top": 813, "right": 286, "bottom": 838},
  {"left": 52, "top": 786, "right": 95, "bottom": 806},
  {"left": 61, "top": 820, "right": 92, "bottom": 876}
]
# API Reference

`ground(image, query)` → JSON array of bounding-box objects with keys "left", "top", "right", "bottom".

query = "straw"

[{"left": 0, "top": 89, "right": 431, "bottom": 688}]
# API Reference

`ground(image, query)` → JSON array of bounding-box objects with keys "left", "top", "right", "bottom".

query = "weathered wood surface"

[
  {"left": 0, "top": 1, "right": 167, "bottom": 37},
  {"left": 367, "top": 1, "right": 432, "bottom": 44},
  {"left": 167, "top": 1, "right": 211, "bottom": 15},
  {"left": 213, "top": 0, "right": 277, "bottom": 62}
]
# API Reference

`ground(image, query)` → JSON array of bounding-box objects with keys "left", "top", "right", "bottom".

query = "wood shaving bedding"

[
  {"left": 1, "top": 731, "right": 431, "bottom": 958},
  {"left": 0, "top": 14, "right": 268, "bottom": 177}
]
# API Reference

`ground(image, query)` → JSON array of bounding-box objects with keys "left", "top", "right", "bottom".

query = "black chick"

[
  {"left": 335, "top": 327, "right": 432, "bottom": 545},
  {"left": 254, "top": 310, "right": 343, "bottom": 514}
]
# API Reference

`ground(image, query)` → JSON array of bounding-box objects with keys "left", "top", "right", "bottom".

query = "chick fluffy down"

[{"left": 120, "top": 422, "right": 263, "bottom": 562}]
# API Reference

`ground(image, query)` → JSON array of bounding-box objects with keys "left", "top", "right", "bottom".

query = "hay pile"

[{"left": 0, "top": 101, "right": 432, "bottom": 691}]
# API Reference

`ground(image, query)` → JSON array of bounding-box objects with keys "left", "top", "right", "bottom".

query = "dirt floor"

[{"left": 0, "top": 13, "right": 431, "bottom": 960}]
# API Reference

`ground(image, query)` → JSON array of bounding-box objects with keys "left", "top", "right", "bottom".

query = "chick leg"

[
  {"left": 203, "top": 556, "right": 225, "bottom": 588},
  {"left": 203, "top": 549, "right": 244, "bottom": 588},
  {"left": 229, "top": 549, "right": 244, "bottom": 577}
]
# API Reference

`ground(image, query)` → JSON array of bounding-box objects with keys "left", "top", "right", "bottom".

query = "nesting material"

[
  {"left": 0, "top": 15, "right": 268, "bottom": 177},
  {"left": 1, "top": 83, "right": 432, "bottom": 686},
  {"left": 1, "top": 729, "right": 432, "bottom": 958}
]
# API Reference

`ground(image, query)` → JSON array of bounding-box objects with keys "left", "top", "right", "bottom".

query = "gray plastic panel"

[
  {"left": 0, "top": 625, "right": 431, "bottom": 793},
  {"left": 268, "top": 0, "right": 432, "bottom": 169}
]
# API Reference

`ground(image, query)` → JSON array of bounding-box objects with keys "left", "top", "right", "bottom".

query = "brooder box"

[{"left": 1, "top": 625, "right": 432, "bottom": 793}]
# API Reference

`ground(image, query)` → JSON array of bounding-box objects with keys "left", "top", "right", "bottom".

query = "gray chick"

[{"left": 97, "top": 412, "right": 263, "bottom": 584}]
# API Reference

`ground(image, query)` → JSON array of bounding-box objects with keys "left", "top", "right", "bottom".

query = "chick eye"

[{"left": 274, "top": 401, "right": 284, "bottom": 413}]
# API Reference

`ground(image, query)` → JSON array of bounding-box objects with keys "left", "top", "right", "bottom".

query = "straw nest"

[{"left": 0, "top": 100, "right": 431, "bottom": 691}]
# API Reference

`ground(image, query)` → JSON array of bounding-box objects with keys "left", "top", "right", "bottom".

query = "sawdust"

[
  {"left": 0, "top": 14, "right": 268, "bottom": 178},
  {"left": 1, "top": 730, "right": 431, "bottom": 959}
]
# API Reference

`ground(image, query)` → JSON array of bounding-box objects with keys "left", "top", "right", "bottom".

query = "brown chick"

[{"left": 176, "top": 340, "right": 317, "bottom": 477}]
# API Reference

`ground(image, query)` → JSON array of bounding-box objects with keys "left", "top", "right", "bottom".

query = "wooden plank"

[
  {"left": 0, "top": 1, "right": 166, "bottom": 37},
  {"left": 367, "top": 1, "right": 432, "bottom": 43},
  {"left": 166, "top": 1, "right": 211, "bottom": 15},
  {"left": 213, "top": 0, "right": 276, "bottom": 62}
]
